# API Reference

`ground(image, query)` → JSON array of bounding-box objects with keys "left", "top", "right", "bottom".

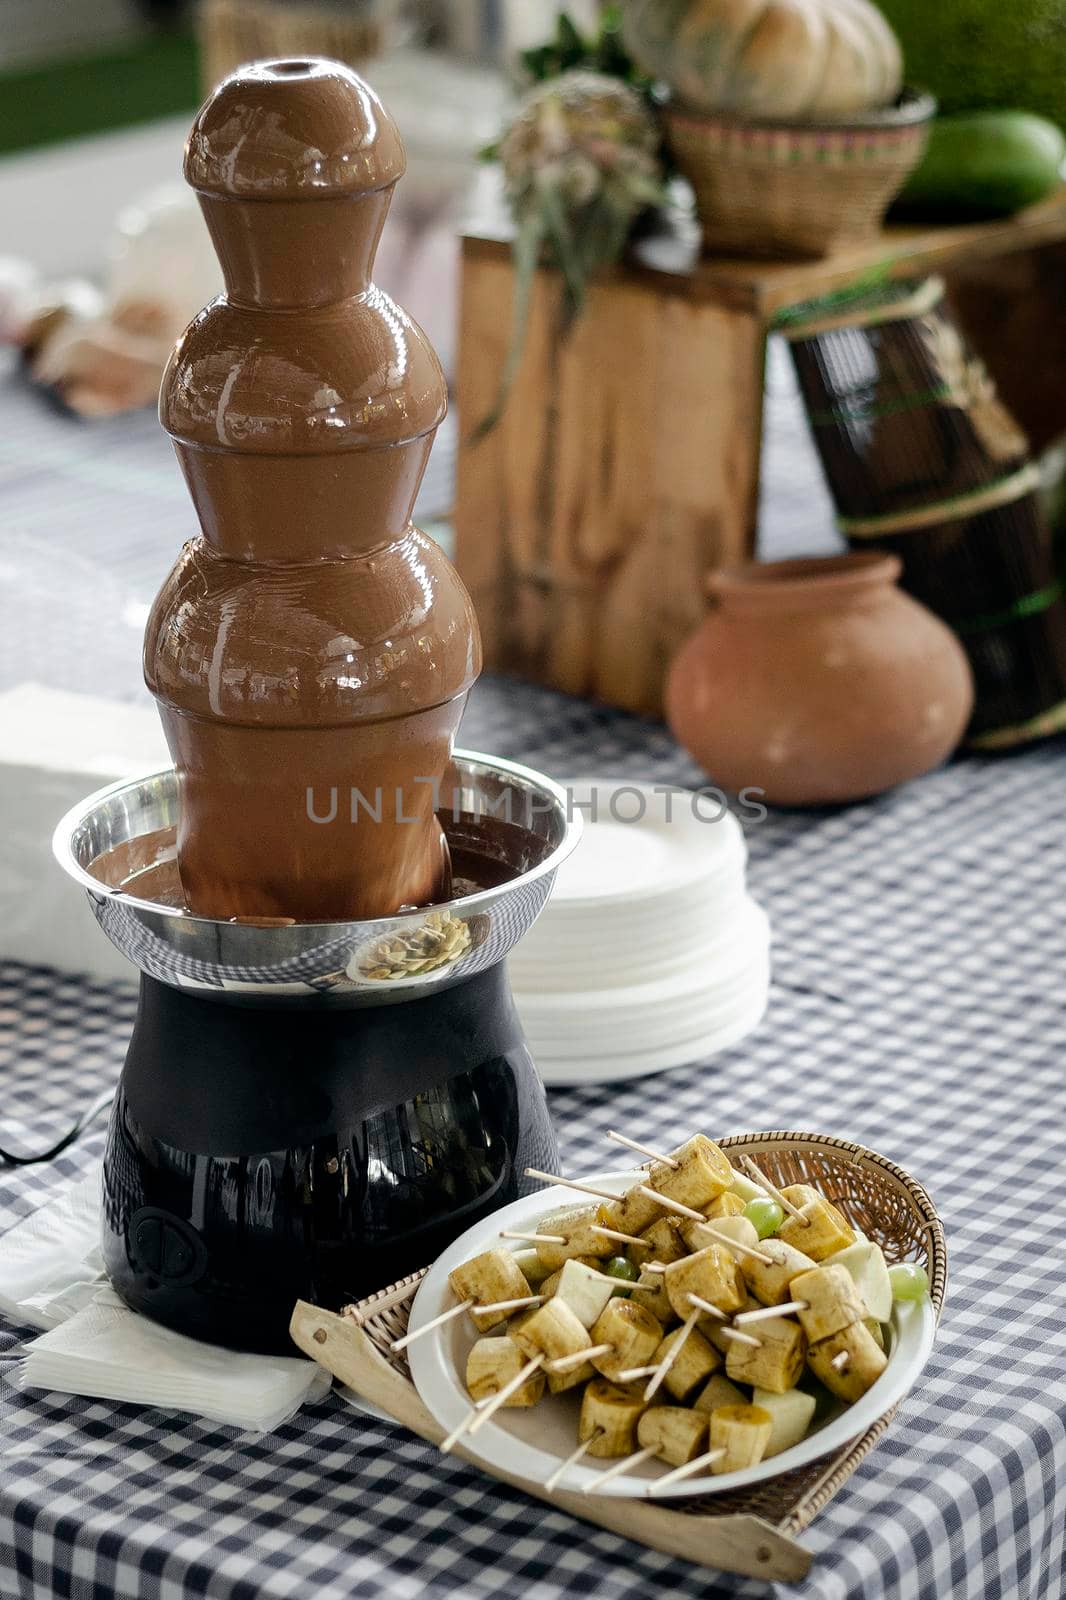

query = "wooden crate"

[{"left": 453, "top": 193, "right": 1066, "bottom": 716}]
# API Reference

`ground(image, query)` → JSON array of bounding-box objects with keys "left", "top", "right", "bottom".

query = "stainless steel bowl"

[{"left": 53, "top": 751, "right": 580, "bottom": 1006}]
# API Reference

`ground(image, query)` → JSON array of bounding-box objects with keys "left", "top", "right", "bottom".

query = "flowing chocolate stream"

[{"left": 145, "top": 59, "right": 481, "bottom": 921}]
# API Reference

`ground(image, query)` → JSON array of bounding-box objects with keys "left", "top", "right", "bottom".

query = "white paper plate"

[
  {"left": 407, "top": 1172, "right": 937, "bottom": 1499},
  {"left": 544, "top": 782, "right": 746, "bottom": 908},
  {"left": 514, "top": 902, "right": 770, "bottom": 1019},
  {"left": 508, "top": 887, "right": 755, "bottom": 991},
  {"left": 530, "top": 981, "right": 770, "bottom": 1084},
  {"left": 520, "top": 954, "right": 769, "bottom": 1047}
]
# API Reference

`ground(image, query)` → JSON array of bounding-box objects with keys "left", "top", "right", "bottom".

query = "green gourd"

[{"left": 896, "top": 111, "right": 1065, "bottom": 220}]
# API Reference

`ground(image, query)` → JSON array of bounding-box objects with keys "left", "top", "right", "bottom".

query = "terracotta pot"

[{"left": 666, "top": 554, "right": 974, "bottom": 804}]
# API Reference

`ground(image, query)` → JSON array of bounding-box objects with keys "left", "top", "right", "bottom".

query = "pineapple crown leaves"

[{"left": 471, "top": 69, "right": 667, "bottom": 441}]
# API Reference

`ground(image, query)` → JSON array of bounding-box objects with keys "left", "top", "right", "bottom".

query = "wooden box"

[{"left": 453, "top": 196, "right": 1066, "bottom": 717}]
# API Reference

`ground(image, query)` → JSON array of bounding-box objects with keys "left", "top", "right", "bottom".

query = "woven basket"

[
  {"left": 198, "top": 0, "right": 406, "bottom": 90},
  {"left": 291, "top": 1130, "right": 947, "bottom": 1583},
  {"left": 665, "top": 91, "right": 935, "bottom": 260}
]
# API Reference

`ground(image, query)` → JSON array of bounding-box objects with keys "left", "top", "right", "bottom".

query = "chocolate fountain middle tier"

[
  {"left": 145, "top": 530, "right": 479, "bottom": 921},
  {"left": 146, "top": 58, "right": 482, "bottom": 921}
]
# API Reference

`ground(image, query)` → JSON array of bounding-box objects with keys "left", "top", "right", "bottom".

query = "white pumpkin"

[{"left": 622, "top": 0, "right": 904, "bottom": 120}]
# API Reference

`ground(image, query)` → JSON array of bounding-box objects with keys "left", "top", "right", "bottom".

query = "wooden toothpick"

[
  {"left": 390, "top": 1299, "right": 471, "bottom": 1351},
  {"left": 694, "top": 1222, "right": 773, "bottom": 1264},
  {"left": 606, "top": 1130, "right": 680, "bottom": 1168},
  {"left": 739, "top": 1156, "right": 809, "bottom": 1225},
  {"left": 590, "top": 1224, "right": 652, "bottom": 1250},
  {"left": 499, "top": 1229, "right": 567, "bottom": 1245},
  {"left": 831, "top": 1350, "right": 850, "bottom": 1372},
  {"left": 644, "top": 1309, "right": 699, "bottom": 1403},
  {"left": 583, "top": 1444, "right": 658, "bottom": 1493},
  {"left": 685, "top": 1293, "right": 727, "bottom": 1323},
  {"left": 635, "top": 1186, "right": 702, "bottom": 1221},
  {"left": 648, "top": 1447, "right": 727, "bottom": 1492},
  {"left": 525, "top": 1169, "right": 620, "bottom": 1204},
  {"left": 734, "top": 1299, "right": 807, "bottom": 1325},
  {"left": 467, "top": 1354, "right": 546, "bottom": 1435},
  {"left": 545, "top": 1430, "right": 603, "bottom": 1493},
  {"left": 390, "top": 1294, "right": 544, "bottom": 1352},
  {"left": 545, "top": 1343, "right": 612, "bottom": 1373}
]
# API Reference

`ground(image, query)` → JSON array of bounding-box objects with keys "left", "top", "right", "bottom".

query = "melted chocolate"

[
  {"left": 144, "top": 59, "right": 481, "bottom": 921},
  {"left": 93, "top": 824, "right": 511, "bottom": 914}
]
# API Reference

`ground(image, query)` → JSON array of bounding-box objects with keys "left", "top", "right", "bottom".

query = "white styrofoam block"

[{"left": 0, "top": 683, "right": 169, "bottom": 983}]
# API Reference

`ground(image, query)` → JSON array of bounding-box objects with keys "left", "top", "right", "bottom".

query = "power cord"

[{"left": 0, "top": 1088, "right": 114, "bottom": 1166}]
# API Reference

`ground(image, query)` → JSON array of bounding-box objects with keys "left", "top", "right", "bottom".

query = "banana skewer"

[{"left": 435, "top": 1128, "right": 913, "bottom": 1495}]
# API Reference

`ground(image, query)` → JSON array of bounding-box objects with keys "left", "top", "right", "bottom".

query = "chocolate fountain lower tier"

[{"left": 55, "top": 753, "right": 578, "bottom": 1355}]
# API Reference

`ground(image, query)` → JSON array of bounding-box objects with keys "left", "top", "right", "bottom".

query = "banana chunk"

[
  {"left": 693, "top": 1373, "right": 747, "bottom": 1414},
  {"left": 641, "top": 1216, "right": 687, "bottom": 1265},
  {"left": 705, "top": 1192, "right": 746, "bottom": 1220},
  {"left": 665, "top": 1243, "right": 745, "bottom": 1320},
  {"left": 649, "top": 1134, "right": 733, "bottom": 1210},
  {"left": 466, "top": 1337, "right": 545, "bottom": 1407},
  {"left": 627, "top": 1268, "right": 677, "bottom": 1327},
  {"left": 589, "top": 1299, "right": 663, "bottom": 1381},
  {"left": 534, "top": 1204, "right": 617, "bottom": 1271},
  {"left": 807, "top": 1320, "right": 887, "bottom": 1401},
  {"left": 638, "top": 1405, "right": 709, "bottom": 1467},
  {"left": 778, "top": 1187, "right": 856, "bottom": 1261},
  {"left": 580, "top": 1378, "right": 647, "bottom": 1457},
  {"left": 652, "top": 1323, "right": 721, "bottom": 1401},
  {"left": 791, "top": 1263, "right": 868, "bottom": 1343},
  {"left": 707, "top": 1290, "right": 760, "bottom": 1354},
  {"left": 752, "top": 1385, "right": 817, "bottom": 1458},
  {"left": 512, "top": 1297, "right": 591, "bottom": 1364},
  {"left": 741, "top": 1238, "right": 817, "bottom": 1306},
  {"left": 724, "top": 1313, "right": 807, "bottom": 1394},
  {"left": 709, "top": 1403, "right": 774, "bottom": 1473},
  {"left": 448, "top": 1249, "right": 533, "bottom": 1332},
  {"left": 600, "top": 1180, "right": 670, "bottom": 1238}
]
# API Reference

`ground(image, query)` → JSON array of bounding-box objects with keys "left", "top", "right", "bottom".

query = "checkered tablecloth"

[{"left": 2, "top": 670, "right": 1066, "bottom": 1600}]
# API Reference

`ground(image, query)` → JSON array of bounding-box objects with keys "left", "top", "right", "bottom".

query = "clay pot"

[{"left": 666, "top": 554, "right": 974, "bottom": 804}]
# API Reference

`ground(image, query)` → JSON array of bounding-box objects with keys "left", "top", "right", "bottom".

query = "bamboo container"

[{"left": 784, "top": 278, "right": 1066, "bottom": 745}]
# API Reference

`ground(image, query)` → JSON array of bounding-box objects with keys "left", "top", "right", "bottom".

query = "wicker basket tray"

[
  {"left": 291, "top": 1131, "right": 947, "bottom": 1583},
  {"left": 664, "top": 92, "right": 935, "bottom": 260}
]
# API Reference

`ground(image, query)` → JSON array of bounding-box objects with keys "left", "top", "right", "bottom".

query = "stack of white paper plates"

[{"left": 511, "top": 780, "right": 770, "bottom": 1083}]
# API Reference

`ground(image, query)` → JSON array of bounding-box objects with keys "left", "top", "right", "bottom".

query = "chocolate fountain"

[{"left": 53, "top": 60, "right": 578, "bottom": 1355}]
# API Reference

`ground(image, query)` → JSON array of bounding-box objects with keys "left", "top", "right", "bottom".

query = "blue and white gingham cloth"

[
  {"left": 2, "top": 671, "right": 1066, "bottom": 1600},
  {"left": 1, "top": 348, "right": 1064, "bottom": 1598}
]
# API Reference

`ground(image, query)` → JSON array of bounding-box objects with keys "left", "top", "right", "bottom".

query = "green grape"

[
  {"left": 604, "top": 1255, "right": 639, "bottom": 1296},
  {"left": 743, "top": 1196, "right": 784, "bottom": 1239},
  {"left": 887, "top": 1262, "right": 929, "bottom": 1301}
]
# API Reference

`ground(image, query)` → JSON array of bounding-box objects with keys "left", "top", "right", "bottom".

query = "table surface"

[
  {"left": 1, "top": 323, "right": 1066, "bottom": 1598},
  {"left": 467, "top": 188, "right": 1066, "bottom": 318}
]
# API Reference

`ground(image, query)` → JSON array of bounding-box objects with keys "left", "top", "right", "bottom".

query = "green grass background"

[{"left": 0, "top": 30, "right": 201, "bottom": 157}]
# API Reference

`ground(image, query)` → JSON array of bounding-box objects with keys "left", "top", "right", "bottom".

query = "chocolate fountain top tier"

[{"left": 161, "top": 58, "right": 446, "bottom": 561}]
